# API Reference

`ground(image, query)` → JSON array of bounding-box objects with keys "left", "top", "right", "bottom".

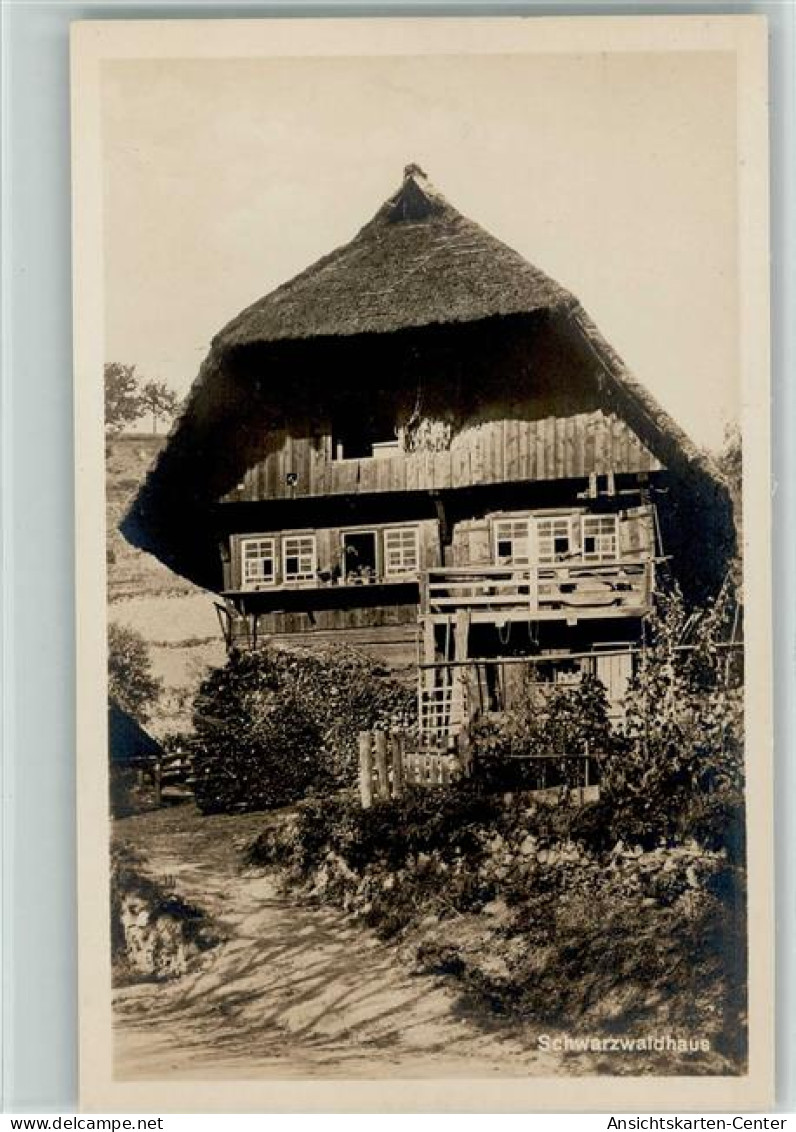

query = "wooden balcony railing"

[{"left": 420, "top": 559, "right": 653, "bottom": 622}]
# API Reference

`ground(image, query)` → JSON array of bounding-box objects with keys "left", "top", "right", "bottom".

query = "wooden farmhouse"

[{"left": 123, "top": 165, "right": 734, "bottom": 747}]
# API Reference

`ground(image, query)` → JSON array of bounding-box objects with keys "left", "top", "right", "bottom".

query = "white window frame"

[
  {"left": 282, "top": 534, "right": 317, "bottom": 583},
  {"left": 241, "top": 536, "right": 277, "bottom": 590},
  {"left": 534, "top": 515, "right": 577, "bottom": 563},
  {"left": 581, "top": 514, "right": 619, "bottom": 562},
  {"left": 383, "top": 526, "right": 420, "bottom": 577},
  {"left": 493, "top": 517, "right": 532, "bottom": 565}
]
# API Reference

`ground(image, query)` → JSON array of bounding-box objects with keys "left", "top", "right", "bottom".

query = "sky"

[{"left": 102, "top": 49, "right": 738, "bottom": 452}]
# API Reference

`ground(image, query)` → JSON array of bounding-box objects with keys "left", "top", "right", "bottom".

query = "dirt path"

[{"left": 113, "top": 806, "right": 566, "bottom": 1080}]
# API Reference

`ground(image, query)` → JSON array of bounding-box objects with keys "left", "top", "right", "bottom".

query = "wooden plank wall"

[
  {"left": 229, "top": 607, "right": 419, "bottom": 658},
  {"left": 594, "top": 652, "right": 634, "bottom": 717},
  {"left": 223, "top": 410, "right": 662, "bottom": 503}
]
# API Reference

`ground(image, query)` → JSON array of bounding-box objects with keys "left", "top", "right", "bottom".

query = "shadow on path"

[{"left": 113, "top": 821, "right": 565, "bottom": 1080}]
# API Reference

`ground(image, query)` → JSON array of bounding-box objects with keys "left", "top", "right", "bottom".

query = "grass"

[
  {"left": 113, "top": 799, "right": 291, "bottom": 880},
  {"left": 106, "top": 434, "right": 228, "bottom": 736},
  {"left": 106, "top": 433, "right": 195, "bottom": 603}
]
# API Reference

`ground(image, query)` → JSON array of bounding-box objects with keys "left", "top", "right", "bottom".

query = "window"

[
  {"left": 494, "top": 519, "right": 531, "bottom": 564},
  {"left": 535, "top": 516, "right": 574, "bottom": 563},
  {"left": 241, "top": 537, "right": 276, "bottom": 589},
  {"left": 283, "top": 535, "right": 316, "bottom": 583},
  {"left": 582, "top": 515, "right": 618, "bottom": 561},
  {"left": 331, "top": 409, "right": 398, "bottom": 460},
  {"left": 342, "top": 531, "right": 378, "bottom": 581},
  {"left": 384, "top": 527, "right": 419, "bottom": 576}
]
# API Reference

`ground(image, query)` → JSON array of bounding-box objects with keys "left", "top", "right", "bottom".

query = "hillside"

[
  {"left": 106, "top": 434, "right": 226, "bottom": 735},
  {"left": 106, "top": 434, "right": 191, "bottom": 602}
]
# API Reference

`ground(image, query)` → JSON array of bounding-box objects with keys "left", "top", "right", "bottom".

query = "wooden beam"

[
  {"left": 431, "top": 491, "right": 450, "bottom": 551},
  {"left": 390, "top": 732, "right": 405, "bottom": 799},
  {"left": 374, "top": 731, "right": 390, "bottom": 801},
  {"left": 417, "top": 640, "right": 743, "bottom": 670},
  {"left": 358, "top": 732, "right": 374, "bottom": 809}
]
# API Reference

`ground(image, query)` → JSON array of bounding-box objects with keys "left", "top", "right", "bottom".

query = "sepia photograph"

[{"left": 73, "top": 15, "right": 772, "bottom": 1111}]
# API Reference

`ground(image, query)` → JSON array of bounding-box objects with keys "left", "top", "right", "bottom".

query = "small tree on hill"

[
  {"left": 108, "top": 622, "right": 163, "bottom": 725},
  {"left": 140, "top": 381, "right": 180, "bottom": 435},
  {"left": 105, "top": 363, "right": 142, "bottom": 434}
]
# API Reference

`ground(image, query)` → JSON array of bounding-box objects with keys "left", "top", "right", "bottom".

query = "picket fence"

[{"left": 357, "top": 729, "right": 473, "bottom": 808}]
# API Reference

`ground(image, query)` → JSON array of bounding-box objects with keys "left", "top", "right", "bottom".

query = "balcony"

[{"left": 419, "top": 559, "right": 654, "bottom": 624}]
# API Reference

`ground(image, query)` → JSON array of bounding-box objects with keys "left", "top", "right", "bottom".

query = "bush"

[
  {"left": 249, "top": 784, "right": 503, "bottom": 875},
  {"left": 602, "top": 582, "right": 745, "bottom": 853},
  {"left": 245, "top": 787, "right": 747, "bottom": 1066},
  {"left": 192, "top": 690, "right": 323, "bottom": 814},
  {"left": 471, "top": 672, "right": 619, "bottom": 792},
  {"left": 190, "top": 645, "right": 415, "bottom": 813},
  {"left": 468, "top": 581, "right": 745, "bottom": 859},
  {"left": 109, "top": 766, "right": 139, "bottom": 819}
]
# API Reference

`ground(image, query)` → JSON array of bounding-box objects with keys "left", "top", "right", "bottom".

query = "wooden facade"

[
  {"left": 223, "top": 408, "right": 661, "bottom": 504},
  {"left": 211, "top": 322, "right": 667, "bottom": 733}
]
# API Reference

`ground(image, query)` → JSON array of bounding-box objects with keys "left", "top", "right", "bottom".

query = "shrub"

[
  {"left": 471, "top": 672, "right": 619, "bottom": 792},
  {"left": 264, "top": 644, "right": 416, "bottom": 781},
  {"left": 245, "top": 787, "right": 747, "bottom": 1066},
  {"left": 192, "top": 689, "right": 323, "bottom": 814},
  {"left": 109, "top": 766, "right": 139, "bottom": 819},
  {"left": 190, "top": 645, "right": 415, "bottom": 813},
  {"left": 248, "top": 784, "right": 503, "bottom": 875},
  {"left": 602, "top": 582, "right": 745, "bottom": 852}
]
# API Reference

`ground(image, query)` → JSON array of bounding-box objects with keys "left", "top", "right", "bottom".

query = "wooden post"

[
  {"left": 153, "top": 760, "right": 162, "bottom": 808},
  {"left": 374, "top": 731, "right": 390, "bottom": 801},
  {"left": 390, "top": 732, "right": 405, "bottom": 799},
  {"left": 358, "top": 731, "right": 374, "bottom": 809},
  {"left": 457, "top": 729, "right": 472, "bottom": 778}
]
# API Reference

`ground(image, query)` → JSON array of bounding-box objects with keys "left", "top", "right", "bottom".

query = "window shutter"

[
  {"left": 619, "top": 507, "right": 655, "bottom": 559},
  {"left": 468, "top": 520, "right": 492, "bottom": 565}
]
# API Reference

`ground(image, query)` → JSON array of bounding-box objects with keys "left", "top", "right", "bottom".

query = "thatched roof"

[
  {"left": 122, "top": 165, "right": 730, "bottom": 592},
  {"left": 217, "top": 164, "right": 571, "bottom": 347}
]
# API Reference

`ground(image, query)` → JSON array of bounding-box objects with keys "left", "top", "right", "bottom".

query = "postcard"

[{"left": 72, "top": 14, "right": 772, "bottom": 1111}]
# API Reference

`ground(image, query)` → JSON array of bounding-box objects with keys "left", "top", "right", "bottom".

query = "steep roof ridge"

[{"left": 215, "top": 165, "right": 572, "bottom": 349}]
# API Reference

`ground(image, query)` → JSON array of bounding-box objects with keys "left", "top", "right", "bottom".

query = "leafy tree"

[
  {"left": 104, "top": 363, "right": 142, "bottom": 434},
  {"left": 108, "top": 622, "right": 163, "bottom": 725},
  {"left": 139, "top": 380, "right": 180, "bottom": 435}
]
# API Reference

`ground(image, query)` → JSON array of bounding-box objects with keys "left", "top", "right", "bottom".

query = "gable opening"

[{"left": 331, "top": 407, "right": 399, "bottom": 461}]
